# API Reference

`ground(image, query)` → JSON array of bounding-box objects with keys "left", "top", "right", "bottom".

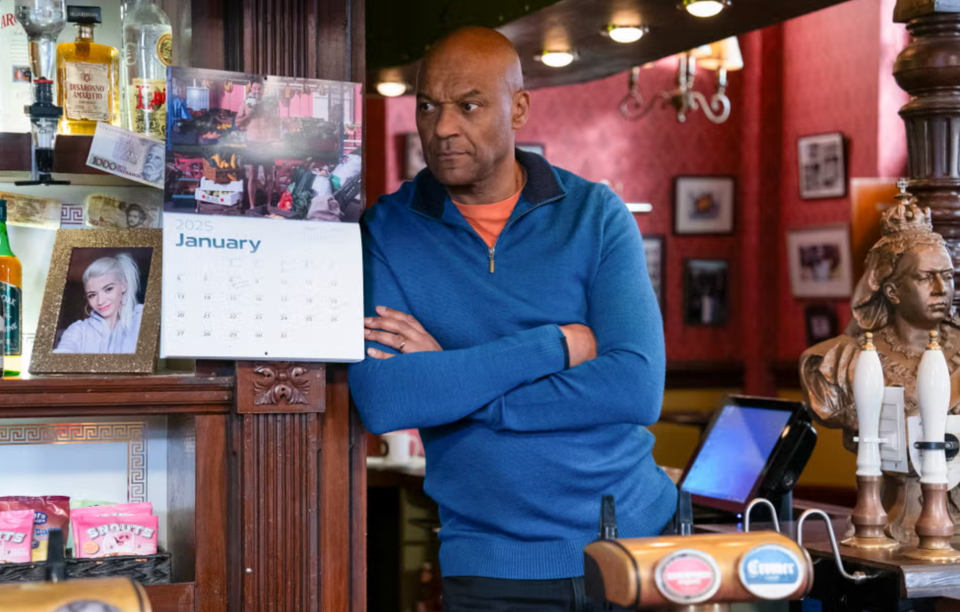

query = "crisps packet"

[
  {"left": 0, "top": 510, "right": 34, "bottom": 564},
  {"left": 70, "top": 502, "right": 153, "bottom": 550},
  {"left": 74, "top": 514, "right": 158, "bottom": 558},
  {"left": 0, "top": 496, "right": 70, "bottom": 561}
]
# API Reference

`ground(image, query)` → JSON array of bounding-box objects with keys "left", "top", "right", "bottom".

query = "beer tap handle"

[
  {"left": 598, "top": 495, "right": 618, "bottom": 541},
  {"left": 744, "top": 498, "right": 781, "bottom": 533},
  {"left": 797, "top": 509, "right": 872, "bottom": 583}
]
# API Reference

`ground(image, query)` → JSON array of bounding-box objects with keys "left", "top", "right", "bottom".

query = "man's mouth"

[{"left": 930, "top": 303, "right": 949, "bottom": 312}]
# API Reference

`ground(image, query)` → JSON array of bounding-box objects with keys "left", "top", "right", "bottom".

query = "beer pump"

[{"left": 843, "top": 332, "right": 899, "bottom": 549}]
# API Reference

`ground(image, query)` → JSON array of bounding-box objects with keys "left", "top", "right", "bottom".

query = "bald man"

[{"left": 349, "top": 27, "right": 675, "bottom": 611}]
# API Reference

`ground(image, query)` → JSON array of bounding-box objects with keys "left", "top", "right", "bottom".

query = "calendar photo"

[
  {"left": 31, "top": 230, "right": 163, "bottom": 375},
  {"left": 164, "top": 66, "right": 363, "bottom": 223}
]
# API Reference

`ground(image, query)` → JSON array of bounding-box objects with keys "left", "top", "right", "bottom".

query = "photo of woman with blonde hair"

[{"left": 54, "top": 252, "right": 145, "bottom": 354}]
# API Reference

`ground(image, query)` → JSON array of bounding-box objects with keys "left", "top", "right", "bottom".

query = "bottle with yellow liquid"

[
  {"left": 56, "top": 5, "right": 120, "bottom": 135},
  {"left": 0, "top": 199, "right": 22, "bottom": 376}
]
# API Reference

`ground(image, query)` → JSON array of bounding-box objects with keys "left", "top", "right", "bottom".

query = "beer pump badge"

[
  {"left": 738, "top": 544, "right": 804, "bottom": 599},
  {"left": 655, "top": 549, "right": 721, "bottom": 604}
]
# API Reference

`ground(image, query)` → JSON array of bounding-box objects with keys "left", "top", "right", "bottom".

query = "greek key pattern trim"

[{"left": 0, "top": 423, "right": 148, "bottom": 503}]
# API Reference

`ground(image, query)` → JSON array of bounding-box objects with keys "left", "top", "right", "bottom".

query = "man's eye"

[
  {"left": 418, "top": 102, "right": 436, "bottom": 113},
  {"left": 462, "top": 102, "right": 479, "bottom": 112}
]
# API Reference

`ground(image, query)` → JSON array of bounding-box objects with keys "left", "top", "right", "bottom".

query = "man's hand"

[
  {"left": 560, "top": 324, "right": 597, "bottom": 368},
  {"left": 365, "top": 306, "right": 443, "bottom": 360}
]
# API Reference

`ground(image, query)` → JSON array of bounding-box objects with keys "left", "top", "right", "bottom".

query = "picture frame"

[
  {"left": 683, "top": 258, "right": 729, "bottom": 327},
  {"left": 673, "top": 176, "right": 736, "bottom": 235},
  {"left": 798, "top": 132, "right": 847, "bottom": 200},
  {"left": 30, "top": 229, "right": 163, "bottom": 374},
  {"left": 404, "top": 132, "right": 426, "bottom": 180},
  {"left": 805, "top": 304, "right": 839, "bottom": 347},
  {"left": 786, "top": 225, "right": 853, "bottom": 298},
  {"left": 642, "top": 234, "right": 665, "bottom": 313}
]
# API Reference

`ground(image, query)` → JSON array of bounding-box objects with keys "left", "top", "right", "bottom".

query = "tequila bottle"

[
  {"left": 121, "top": 0, "right": 171, "bottom": 139},
  {"left": 56, "top": 5, "right": 120, "bottom": 135}
]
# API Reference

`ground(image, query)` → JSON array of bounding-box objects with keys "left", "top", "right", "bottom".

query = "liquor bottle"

[
  {"left": 121, "top": 0, "right": 171, "bottom": 139},
  {"left": 56, "top": 5, "right": 120, "bottom": 135},
  {"left": 0, "top": 200, "right": 22, "bottom": 377},
  {"left": 0, "top": 0, "right": 33, "bottom": 133}
]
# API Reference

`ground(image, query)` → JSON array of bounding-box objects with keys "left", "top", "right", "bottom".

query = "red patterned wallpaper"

[{"left": 372, "top": 0, "right": 910, "bottom": 370}]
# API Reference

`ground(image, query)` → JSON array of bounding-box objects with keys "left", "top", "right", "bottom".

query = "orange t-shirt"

[{"left": 453, "top": 187, "right": 523, "bottom": 248}]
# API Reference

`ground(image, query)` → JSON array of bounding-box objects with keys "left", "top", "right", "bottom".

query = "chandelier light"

[{"left": 619, "top": 37, "right": 742, "bottom": 124}]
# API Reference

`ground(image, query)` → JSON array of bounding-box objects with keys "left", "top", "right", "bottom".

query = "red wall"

[{"left": 369, "top": 0, "right": 909, "bottom": 373}]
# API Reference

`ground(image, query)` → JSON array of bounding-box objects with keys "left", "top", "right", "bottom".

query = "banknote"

[
  {"left": 85, "top": 194, "right": 161, "bottom": 229},
  {"left": 86, "top": 123, "right": 165, "bottom": 189},
  {"left": 0, "top": 191, "right": 62, "bottom": 229}
]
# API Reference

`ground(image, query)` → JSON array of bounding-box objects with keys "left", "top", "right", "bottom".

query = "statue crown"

[{"left": 881, "top": 180, "right": 933, "bottom": 236}]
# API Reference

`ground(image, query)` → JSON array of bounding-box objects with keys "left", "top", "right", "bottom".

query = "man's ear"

[
  {"left": 512, "top": 90, "right": 531, "bottom": 131},
  {"left": 884, "top": 281, "right": 900, "bottom": 305}
]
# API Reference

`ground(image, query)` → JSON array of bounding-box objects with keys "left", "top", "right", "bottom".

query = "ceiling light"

[
  {"left": 682, "top": 0, "right": 730, "bottom": 18},
  {"left": 538, "top": 51, "right": 576, "bottom": 68},
  {"left": 376, "top": 81, "right": 406, "bottom": 97},
  {"left": 607, "top": 25, "right": 647, "bottom": 44}
]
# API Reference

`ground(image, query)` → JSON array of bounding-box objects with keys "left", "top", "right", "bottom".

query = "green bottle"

[{"left": 0, "top": 200, "right": 23, "bottom": 376}]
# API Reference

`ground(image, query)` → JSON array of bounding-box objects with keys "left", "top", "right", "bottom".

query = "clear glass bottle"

[
  {"left": 56, "top": 5, "right": 120, "bottom": 135},
  {"left": 0, "top": 199, "right": 23, "bottom": 377},
  {"left": 121, "top": 0, "right": 171, "bottom": 139}
]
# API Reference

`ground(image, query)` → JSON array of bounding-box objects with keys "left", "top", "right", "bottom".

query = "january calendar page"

[{"left": 161, "top": 213, "right": 364, "bottom": 362}]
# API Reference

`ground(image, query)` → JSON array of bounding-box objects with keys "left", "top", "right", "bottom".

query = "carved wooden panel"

[
  {"left": 239, "top": 412, "right": 322, "bottom": 612},
  {"left": 236, "top": 361, "right": 325, "bottom": 413}
]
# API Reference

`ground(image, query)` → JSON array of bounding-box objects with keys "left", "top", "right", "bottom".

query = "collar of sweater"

[{"left": 409, "top": 148, "right": 567, "bottom": 220}]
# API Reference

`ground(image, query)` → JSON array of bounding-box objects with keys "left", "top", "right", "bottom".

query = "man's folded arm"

[
  {"left": 473, "top": 194, "right": 666, "bottom": 432},
  {"left": 347, "top": 233, "right": 568, "bottom": 434}
]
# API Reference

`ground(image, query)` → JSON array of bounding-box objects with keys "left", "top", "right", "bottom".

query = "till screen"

[{"left": 681, "top": 405, "right": 792, "bottom": 505}]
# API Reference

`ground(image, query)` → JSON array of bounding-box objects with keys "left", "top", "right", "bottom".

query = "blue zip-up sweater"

[{"left": 349, "top": 150, "right": 677, "bottom": 579}]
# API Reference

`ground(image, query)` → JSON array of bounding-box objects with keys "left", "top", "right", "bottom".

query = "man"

[
  {"left": 237, "top": 78, "right": 280, "bottom": 210},
  {"left": 349, "top": 27, "right": 675, "bottom": 610},
  {"left": 125, "top": 203, "right": 147, "bottom": 228},
  {"left": 141, "top": 142, "right": 164, "bottom": 185}
]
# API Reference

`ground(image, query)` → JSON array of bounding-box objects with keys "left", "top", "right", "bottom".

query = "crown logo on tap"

[{"left": 881, "top": 179, "right": 933, "bottom": 237}]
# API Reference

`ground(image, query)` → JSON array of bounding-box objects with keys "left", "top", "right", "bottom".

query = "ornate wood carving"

[
  {"left": 236, "top": 361, "right": 325, "bottom": 413},
  {"left": 894, "top": 4, "right": 960, "bottom": 269}
]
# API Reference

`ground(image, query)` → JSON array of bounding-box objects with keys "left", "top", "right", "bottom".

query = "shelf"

[
  {"left": 0, "top": 373, "right": 234, "bottom": 417},
  {"left": 145, "top": 582, "right": 195, "bottom": 612}
]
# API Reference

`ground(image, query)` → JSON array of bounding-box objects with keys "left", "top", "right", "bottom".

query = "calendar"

[{"left": 161, "top": 213, "right": 364, "bottom": 362}]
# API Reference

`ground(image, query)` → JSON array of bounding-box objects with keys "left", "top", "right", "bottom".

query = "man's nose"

[
  {"left": 933, "top": 275, "right": 947, "bottom": 294},
  {"left": 434, "top": 106, "right": 460, "bottom": 139}
]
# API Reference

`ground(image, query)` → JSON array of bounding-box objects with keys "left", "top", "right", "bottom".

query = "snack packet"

[
  {"left": 0, "top": 510, "right": 34, "bottom": 564},
  {"left": 70, "top": 502, "right": 153, "bottom": 550},
  {"left": 0, "top": 496, "right": 70, "bottom": 561},
  {"left": 74, "top": 514, "right": 158, "bottom": 558}
]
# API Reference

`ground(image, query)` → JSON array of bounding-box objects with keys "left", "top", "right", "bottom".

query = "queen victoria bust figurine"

[{"left": 800, "top": 182, "right": 960, "bottom": 543}]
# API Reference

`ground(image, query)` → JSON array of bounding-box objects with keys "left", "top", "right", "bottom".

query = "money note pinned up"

[
  {"left": 86, "top": 123, "right": 165, "bottom": 189},
  {"left": 85, "top": 194, "right": 161, "bottom": 229},
  {"left": 0, "top": 191, "right": 62, "bottom": 230}
]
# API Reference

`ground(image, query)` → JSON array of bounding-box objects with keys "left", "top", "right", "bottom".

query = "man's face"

[
  {"left": 887, "top": 244, "right": 955, "bottom": 329},
  {"left": 251, "top": 83, "right": 264, "bottom": 99},
  {"left": 415, "top": 58, "right": 517, "bottom": 188},
  {"left": 144, "top": 145, "right": 163, "bottom": 181},
  {"left": 127, "top": 209, "right": 144, "bottom": 227}
]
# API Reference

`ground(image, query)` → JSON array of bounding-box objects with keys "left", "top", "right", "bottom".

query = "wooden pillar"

[{"left": 893, "top": 1, "right": 960, "bottom": 268}]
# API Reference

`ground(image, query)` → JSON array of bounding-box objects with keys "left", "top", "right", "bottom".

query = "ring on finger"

[{"left": 397, "top": 336, "right": 407, "bottom": 352}]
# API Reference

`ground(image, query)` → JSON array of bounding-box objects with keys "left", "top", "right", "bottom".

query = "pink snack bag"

[
  {"left": 74, "top": 514, "right": 158, "bottom": 558},
  {"left": 70, "top": 502, "right": 153, "bottom": 551},
  {"left": 0, "top": 510, "right": 35, "bottom": 564}
]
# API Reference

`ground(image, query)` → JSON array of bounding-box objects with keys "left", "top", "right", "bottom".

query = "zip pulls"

[{"left": 488, "top": 247, "right": 495, "bottom": 274}]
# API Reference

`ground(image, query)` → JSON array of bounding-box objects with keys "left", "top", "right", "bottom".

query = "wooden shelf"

[
  {"left": 0, "top": 133, "right": 110, "bottom": 175},
  {"left": 145, "top": 582, "right": 195, "bottom": 612},
  {"left": 0, "top": 373, "right": 234, "bottom": 418}
]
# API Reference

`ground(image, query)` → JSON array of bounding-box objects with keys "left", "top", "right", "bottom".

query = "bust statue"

[{"left": 800, "top": 184, "right": 960, "bottom": 544}]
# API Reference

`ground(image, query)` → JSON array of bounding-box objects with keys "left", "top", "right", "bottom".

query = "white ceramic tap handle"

[
  {"left": 854, "top": 333, "right": 885, "bottom": 477},
  {"left": 918, "top": 330, "right": 950, "bottom": 484}
]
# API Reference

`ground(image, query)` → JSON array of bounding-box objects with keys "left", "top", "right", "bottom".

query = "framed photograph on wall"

[
  {"left": 805, "top": 304, "right": 839, "bottom": 347},
  {"left": 787, "top": 225, "right": 853, "bottom": 298},
  {"left": 30, "top": 229, "right": 162, "bottom": 374},
  {"left": 642, "top": 234, "right": 665, "bottom": 313},
  {"left": 798, "top": 132, "right": 847, "bottom": 200},
  {"left": 404, "top": 132, "right": 427, "bottom": 180},
  {"left": 683, "top": 258, "right": 729, "bottom": 327},
  {"left": 673, "top": 176, "right": 736, "bottom": 235}
]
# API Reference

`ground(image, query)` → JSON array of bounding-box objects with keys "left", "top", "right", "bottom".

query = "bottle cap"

[
  {"left": 0, "top": 199, "right": 7, "bottom": 224},
  {"left": 67, "top": 6, "right": 102, "bottom": 24},
  {"left": 928, "top": 329, "right": 942, "bottom": 351},
  {"left": 863, "top": 332, "right": 876, "bottom": 351}
]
